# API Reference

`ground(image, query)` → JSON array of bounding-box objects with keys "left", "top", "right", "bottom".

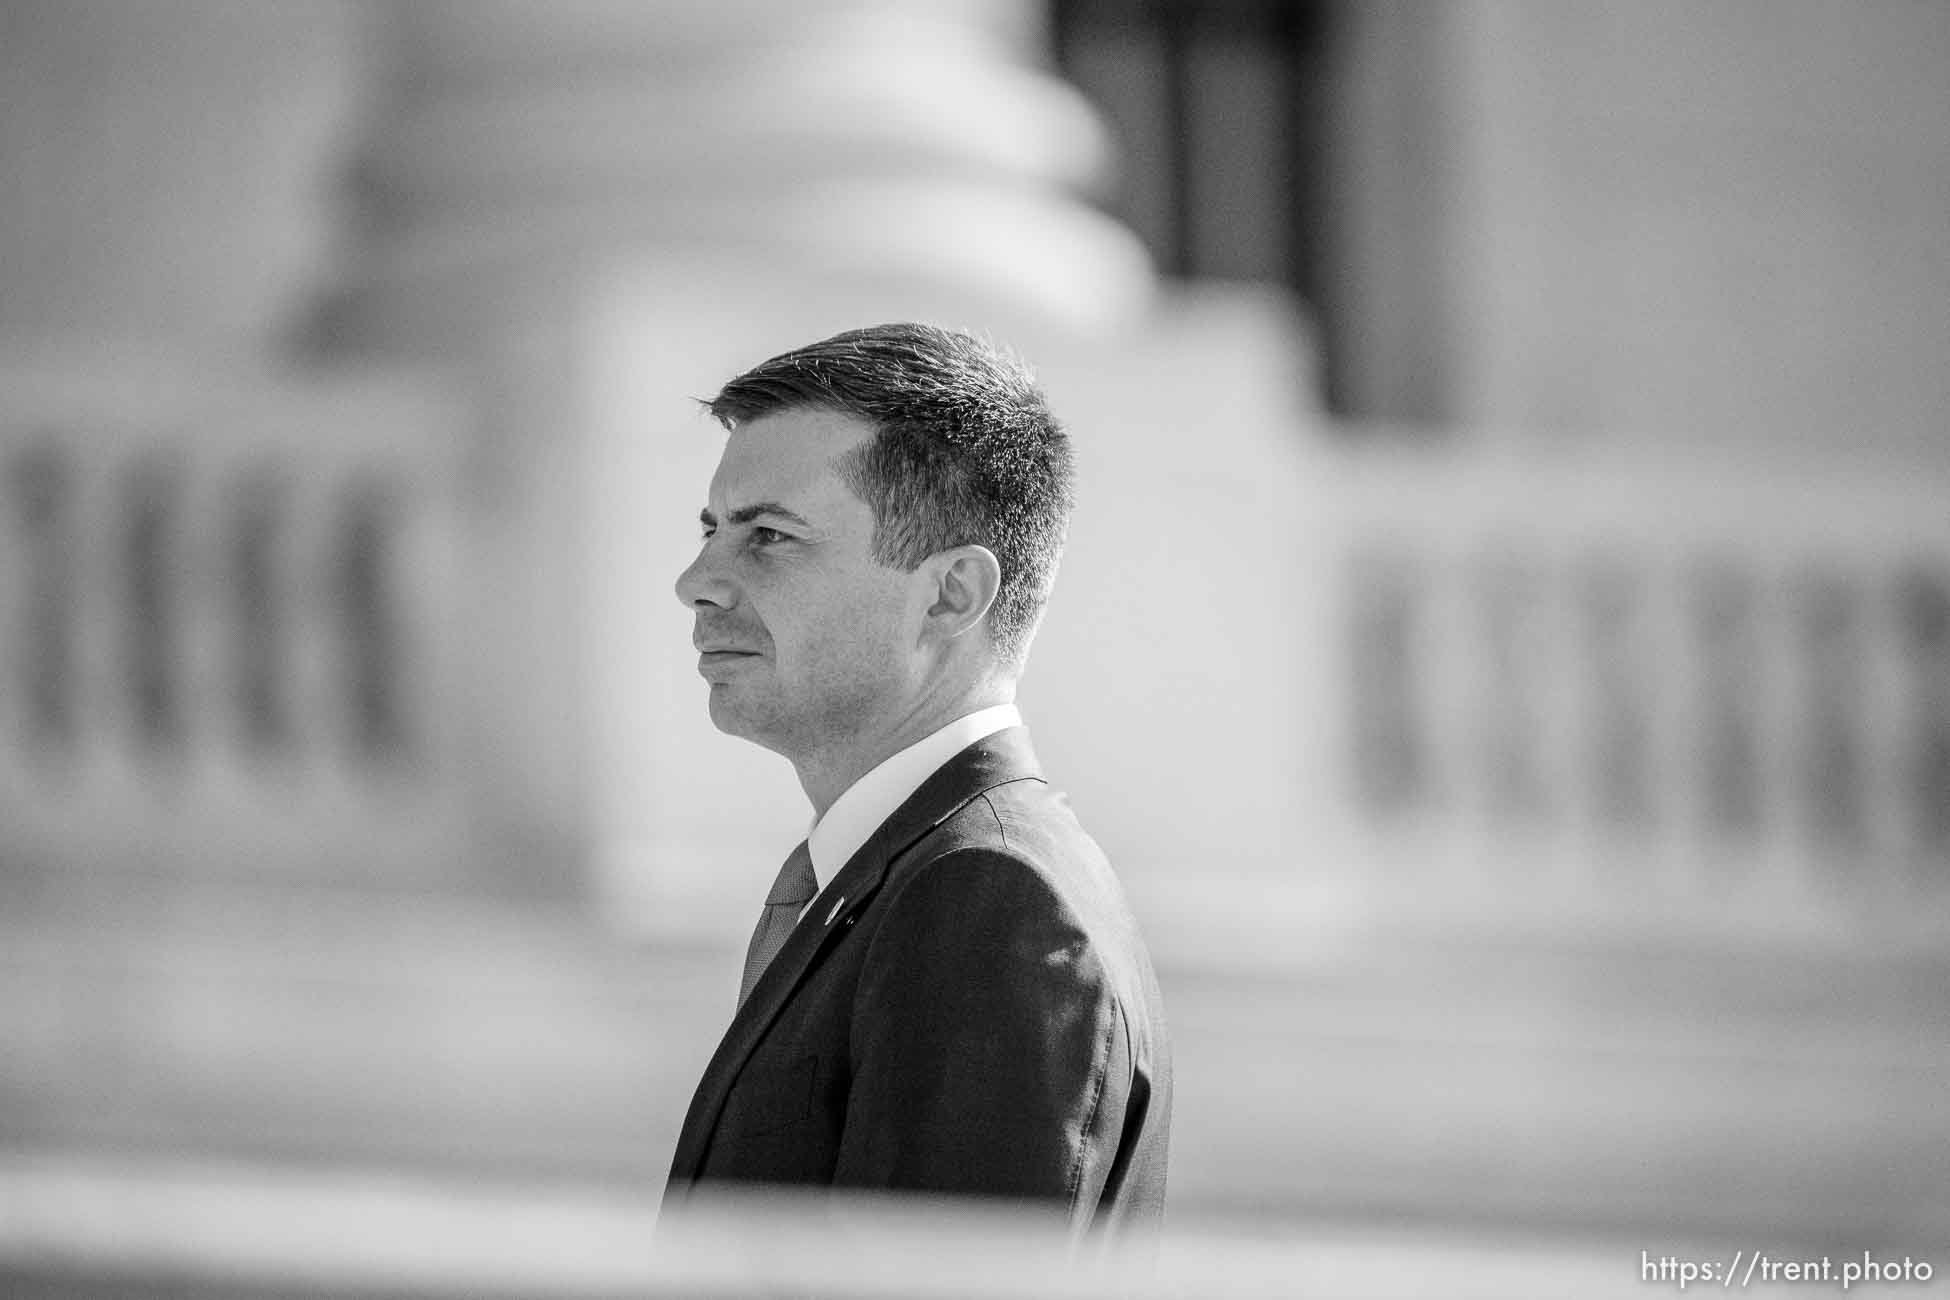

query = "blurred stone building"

[{"left": 1, "top": 2, "right": 1945, "bottom": 1295}]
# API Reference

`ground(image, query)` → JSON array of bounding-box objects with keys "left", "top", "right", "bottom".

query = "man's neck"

[{"left": 794, "top": 688, "right": 1012, "bottom": 818}]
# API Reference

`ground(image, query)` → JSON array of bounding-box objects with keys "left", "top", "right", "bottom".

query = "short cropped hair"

[{"left": 708, "top": 323, "right": 1074, "bottom": 668}]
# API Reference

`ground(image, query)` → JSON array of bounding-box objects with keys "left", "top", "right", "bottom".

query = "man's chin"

[
  {"left": 705, "top": 692, "right": 802, "bottom": 760},
  {"left": 705, "top": 688, "right": 763, "bottom": 741},
  {"left": 704, "top": 687, "right": 741, "bottom": 734}
]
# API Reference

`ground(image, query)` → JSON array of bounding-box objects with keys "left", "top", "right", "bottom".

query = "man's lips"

[{"left": 696, "top": 647, "right": 761, "bottom": 671}]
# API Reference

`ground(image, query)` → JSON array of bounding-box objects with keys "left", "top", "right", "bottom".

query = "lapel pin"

[{"left": 826, "top": 896, "right": 846, "bottom": 926}]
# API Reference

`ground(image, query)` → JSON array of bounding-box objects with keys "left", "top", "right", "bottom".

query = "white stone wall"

[{"left": 1335, "top": 0, "right": 1950, "bottom": 451}]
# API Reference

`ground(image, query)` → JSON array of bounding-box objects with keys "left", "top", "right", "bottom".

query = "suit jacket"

[{"left": 664, "top": 726, "right": 1172, "bottom": 1232}]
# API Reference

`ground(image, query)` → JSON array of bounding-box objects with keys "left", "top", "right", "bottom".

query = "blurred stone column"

[
  {"left": 343, "top": 0, "right": 1147, "bottom": 330},
  {"left": 0, "top": 0, "right": 363, "bottom": 360},
  {"left": 327, "top": 0, "right": 1155, "bottom": 917}
]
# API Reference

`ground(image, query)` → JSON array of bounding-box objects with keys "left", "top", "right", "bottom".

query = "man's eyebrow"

[{"left": 699, "top": 502, "right": 814, "bottom": 530}]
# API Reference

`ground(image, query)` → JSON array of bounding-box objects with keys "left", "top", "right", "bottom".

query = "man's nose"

[{"left": 675, "top": 543, "right": 734, "bottom": 610}]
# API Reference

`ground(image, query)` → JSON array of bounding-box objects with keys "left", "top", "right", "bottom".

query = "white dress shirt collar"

[{"left": 805, "top": 703, "right": 1022, "bottom": 894}]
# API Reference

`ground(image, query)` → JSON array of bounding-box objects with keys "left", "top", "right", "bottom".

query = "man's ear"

[{"left": 919, "top": 544, "right": 1002, "bottom": 642}]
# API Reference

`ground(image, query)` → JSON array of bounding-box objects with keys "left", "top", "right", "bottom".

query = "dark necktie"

[{"left": 738, "top": 840, "right": 818, "bottom": 1009}]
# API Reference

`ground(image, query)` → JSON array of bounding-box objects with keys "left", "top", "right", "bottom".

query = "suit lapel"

[{"left": 666, "top": 727, "right": 1044, "bottom": 1184}]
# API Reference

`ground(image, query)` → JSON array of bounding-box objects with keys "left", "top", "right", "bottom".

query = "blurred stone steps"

[{"left": 0, "top": 880, "right": 721, "bottom": 1181}]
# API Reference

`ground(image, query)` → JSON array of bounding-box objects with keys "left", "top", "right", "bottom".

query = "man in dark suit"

[{"left": 665, "top": 323, "right": 1171, "bottom": 1232}]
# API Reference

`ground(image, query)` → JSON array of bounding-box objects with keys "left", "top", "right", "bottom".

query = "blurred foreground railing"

[{"left": 0, "top": 1154, "right": 1730, "bottom": 1300}]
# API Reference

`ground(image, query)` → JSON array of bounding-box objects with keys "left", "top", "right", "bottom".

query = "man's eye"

[{"left": 751, "top": 527, "right": 788, "bottom": 545}]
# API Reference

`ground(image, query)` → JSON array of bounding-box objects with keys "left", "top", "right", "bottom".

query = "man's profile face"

[{"left": 675, "top": 406, "right": 914, "bottom": 758}]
